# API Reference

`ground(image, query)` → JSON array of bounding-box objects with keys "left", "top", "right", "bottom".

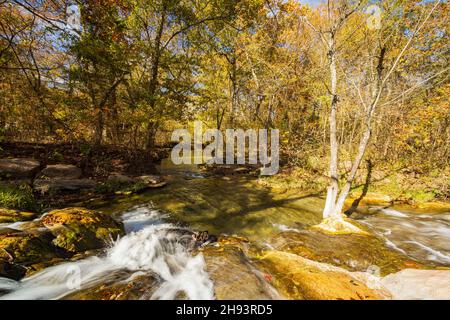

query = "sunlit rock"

[
  {"left": 381, "top": 269, "right": 450, "bottom": 300},
  {"left": 258, "top": 250, "right": 387, "bottom": 300},
  {"left": 41, "top": 207, "right": 125, "bottom": 253}
]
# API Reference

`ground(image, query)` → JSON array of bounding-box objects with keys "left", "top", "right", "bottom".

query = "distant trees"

[{"left": 0, "top": 0, "right": 448, "bottom": 194}]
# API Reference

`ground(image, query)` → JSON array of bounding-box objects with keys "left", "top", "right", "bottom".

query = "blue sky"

[{"left": 299, "top": 0, "right": 325, "bottom": 7}]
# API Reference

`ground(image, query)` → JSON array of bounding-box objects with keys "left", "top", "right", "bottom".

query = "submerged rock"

[
  {"left": 41, "top": 207, "right": 125, "bottom": 253},
  {"left": 0, "top": 208, "right": 38, "bottom": 224},
  {"left": 0, "top": 158, "right": 40, "bottom": 179},
  {"left": 201, "top": 240, "right": 279, "bottom": 300},
  {"left": 381, "top": 269, "right": 450, "bottom": 300},
  {"left": 258, "top": 250, "right": 386, "bottom": 300},
  {"left": 269, "top": 230, "right": 422, "bottom": 276},
  {"left": 37, "top": 164, "right": 82, "bottom": 180}
]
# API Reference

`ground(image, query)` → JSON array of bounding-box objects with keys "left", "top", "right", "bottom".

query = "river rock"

[
  {"left": 381, "top": 269, "right": 450, "bottom": 300},
  {"left": 201, "top": 243, "right": 279, "bottom": 300},
  {"left": 269, "top": 230, "right": 422, "bottom": 276},
  {"left": 62, "top": 272, "right": 158, "bottom": 300},
  {"left": 259, "top": 250, "right": 384, "bottom": 300},
  {"left": 33, "top": 178, "right": 97, "bottom": 194},
  {"left": 135, "top": 175, "right": 166, "bottom": 188},
  {"left": 41, "top": 207, "right": 125, "bottom": 253},
  {"left": 0, "top": 158, "right": 40, "bottom": 179},
  {"left": 0, "top": 259, "right": 27, "bottom": 280},
  {"left": 37, "top": 164, "right": 82, "bottom": 180},
  {"left": 0, "top": 208, "right": 38, "bottom": 224},
  {"left": 0, "top": 228, "right": 64, "bottom": 266}
]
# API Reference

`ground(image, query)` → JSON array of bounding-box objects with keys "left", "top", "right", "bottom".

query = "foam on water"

[{"left": 0, "top": 206, "right": 214, "bottom": 300}]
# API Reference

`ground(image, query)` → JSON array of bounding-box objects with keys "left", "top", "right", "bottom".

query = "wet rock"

[
  {"left": 135, "top": 175, "right": 166, "bottom": 188},
  {"left": 0, "top": 208, "right": 38, "bottom": 224},
  {"left": 0, "top": 158, "right": 40, "bottom": 179},
  {"left": 41, "top": 207, "right": 125, "bottom": 253},
  {"left": 135, "top": 175, "right": 163, "bottom": 184},
  {"left": 107, "top": 174, "right": 134, "bottom": 184},
  {"left": 0, "top": 229, "right": 64, "bottom": 265},
  {"left": 62, "top": 272, "right": 158, "bottom": 300},
  {"left": 269, "top": 230, "right": 422, "bottom": 276},
  {"left": 201, "top": 242, "right": 279, "bottom": 300},
  {"left": 258, "top": 250, "right": 384, "bottom": 300},
  {"left": 381, "top": 269, "right": 450, "bottom": 300},
  {"left": 37, "top": 164, "right": 82, "bottom": 180},
  {"left": 0, "top": 259, "right": 27, "bottom": 280},
  {"left": 33, "top": 178, "right": 97, "bottom": 194},
  {"left": 24, "top": 257, "right": 69, "bottom": 277}
]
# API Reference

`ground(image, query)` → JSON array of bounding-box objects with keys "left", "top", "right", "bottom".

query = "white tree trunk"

[{"left": 322, "top": 33, "right": 341, "bottom": 220}]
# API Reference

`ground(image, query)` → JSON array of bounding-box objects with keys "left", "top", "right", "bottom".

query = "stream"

[{"left": 0, "top": 159, "right": 449, "bottom": 299}]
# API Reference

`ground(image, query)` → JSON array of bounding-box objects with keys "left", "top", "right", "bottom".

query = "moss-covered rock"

[
  {"left": 41, "top": 207, "right": 125, "bottom": 253},
  {"left": 0, "top": 228, "right": 63, "bottom": 265},
  {"left": 268, "top": 230, "right": 423, "bottom": 276},
  {"left": 0, "top": 208, "right": 38, "bottom": 223},
  {"left": 258, "top": 250, "right": 386, "bottom": 300}
]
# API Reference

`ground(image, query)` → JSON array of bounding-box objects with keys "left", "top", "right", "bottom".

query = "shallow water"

[{"left": 358, "top": 206, "right": 450, "bottom": 265}]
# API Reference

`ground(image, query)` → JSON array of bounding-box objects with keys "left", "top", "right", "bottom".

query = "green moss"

[
  {"left": 0, "top": 231, "right": 63, "bottom": 265},
  {"left": 0, "top": 184, "right": 39, "bottom": 212},
  {"left": 42, "top": 208, "right": 125, "bottom": 253}
]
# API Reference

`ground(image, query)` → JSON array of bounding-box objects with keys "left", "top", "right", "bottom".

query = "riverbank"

[{"left": 256, "top": 164, "right": 449, "bottom": 211}]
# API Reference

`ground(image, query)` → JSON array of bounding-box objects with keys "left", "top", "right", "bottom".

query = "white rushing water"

[
  {"left": 361, "top": 207, "right": 450, "bottom": 265},
  {"left": 0, "top": 206, "right": 214, "bottom": 300}
]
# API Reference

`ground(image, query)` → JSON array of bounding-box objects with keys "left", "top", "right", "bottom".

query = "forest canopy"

[{"left": 0, "top": 0, "right": 448, "bottom": 172}]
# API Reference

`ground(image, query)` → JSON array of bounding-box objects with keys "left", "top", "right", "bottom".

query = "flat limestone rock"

[
  {"left": 202, "top": 245, "right": 280, "bottom": 300},
  {"left": 37, "top": 164, "right": 82, "bottom": 180},
  {"left": 34, "top": 178, "right": 97, "bottom": 194},
  {"left": 259, "top": 250, "right": 385, "bottom": 300},
  {"left": 0, "top": 158, "right": 40, "bottom": 178},
  {"left": 381, "top": 269, "right": 450, "bottom": 300}
]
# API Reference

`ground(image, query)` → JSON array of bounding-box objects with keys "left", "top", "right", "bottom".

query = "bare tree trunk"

[
  {"left": 323, "top": 32, "right": 340, "bottom": 219},
  {"left": 229, "top": 56, "right": 238, "bottom": 127}
]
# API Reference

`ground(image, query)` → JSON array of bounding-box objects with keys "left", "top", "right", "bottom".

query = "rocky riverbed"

[{"left": 0, "top": 156, "right": 449, "bottom": 300}]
